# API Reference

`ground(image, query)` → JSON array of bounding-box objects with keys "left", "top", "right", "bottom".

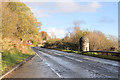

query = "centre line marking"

[
  {"left": 65, "top": 56, "right": 83, "bottom": 62},
  {"left": 36, "top": 50, "right": 62, "bottom": 78}
]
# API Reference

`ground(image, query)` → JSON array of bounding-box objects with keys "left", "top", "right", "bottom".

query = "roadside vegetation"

[
  {"left": 1, "top": 1, "right": 119, "bottom": 75},
  {"left": 43, "top": 22, "right": 119, "bottom": 61},
  {"left": 44, "top": 26, "right": 118, "bottom": 51},
  {"left": 54, "top": 48, "right": 120, "bottom": 61},
  {"left": 1, "top": 1, "right": 43, "bottom": 74},
  {"left": 2, "top": 49, "right": 34, "bottom": 74}
]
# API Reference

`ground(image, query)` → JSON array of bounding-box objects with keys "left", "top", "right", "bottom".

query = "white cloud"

[
  {"left": 20, "top": 0, "right": 119, "bottom": 2},
  {"left": 46, "top": 28, "right": 65, "bottom": 38},
  {"left": 21, "top": 0, "right": 82, "bottom": 2},
  {"left": 30, "top": 7, "right": 51, "bottom": 18},
  {"left": 25, "top": 2, "right": 102, "bottom": 18},
  {"left": 54, "top": 2, "right": 101, "bottom": 13},
  {"left": 98, "top": 17, "right": 115, "bottom": 23}
]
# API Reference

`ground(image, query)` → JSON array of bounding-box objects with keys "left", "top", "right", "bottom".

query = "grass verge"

[
  {"left": 62, "top": 49, "right": 120, "bottom": 61},
  {"left": 43, "top": 47, "right": 120, "bottom": 61},
  {"left": 2, "top": 48, "right": 35, "bottom": 74}
]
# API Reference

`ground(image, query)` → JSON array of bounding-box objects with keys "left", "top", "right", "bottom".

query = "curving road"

[
  {"left": 32, "top": 47, "right": 119, "bottom": 78},
  {"left": 6, "top": 47, "right": 119, "bottom": 78}
]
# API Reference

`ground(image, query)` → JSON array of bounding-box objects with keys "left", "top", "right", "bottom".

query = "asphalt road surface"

[
  {"left": 6, "top": 47, "right": 119, "bottom": 78},
  {"left": 32, "top": 47, "right": 119, "bottom": 78}
]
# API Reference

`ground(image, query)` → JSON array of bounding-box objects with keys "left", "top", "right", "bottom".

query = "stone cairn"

[{"left": 79, "top": 36, "right": 89, "bottom": 51}]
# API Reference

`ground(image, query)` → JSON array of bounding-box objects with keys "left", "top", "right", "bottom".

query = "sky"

[{"left": 22, "top": 1, "right": 118, "bottom": 39}]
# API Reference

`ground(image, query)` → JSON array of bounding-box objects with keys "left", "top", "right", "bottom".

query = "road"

[
  {"left": 32, "top": 47, "right": 119, "bottom": 78},
  {"left": 5, "top": 53, "right": 58, "bottom": 78},
  {"left": 6, "top": 47, "right": 119, "bottom": 78}
]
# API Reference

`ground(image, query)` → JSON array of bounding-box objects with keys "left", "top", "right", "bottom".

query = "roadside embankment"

[{"left": 0, "top": 48, "right": 36, "bottom": 79}]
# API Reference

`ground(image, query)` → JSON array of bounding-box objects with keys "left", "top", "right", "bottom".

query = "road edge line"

[
  {"left": 0, "top": 54, "right": 36, "bottom": 79},
  {"left": 35, "top": 51, "right": 62, "bottom": 78}
]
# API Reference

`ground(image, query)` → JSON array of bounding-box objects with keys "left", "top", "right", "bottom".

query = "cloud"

[
  {"left": 98, "top": 17, "right": 114, "bottom": 23},
  {"left": 54, "top": 2, "right": 101, "bottom": 13},
  {"left": 73, "top": 20, "right": 86, "bottom": 26},
  {"left": 21, "top": 0, "right": 87, "bottom": 2},
  {"left": 46, "top": 27, "right": 65, "bottom": 38},
  {"left": 21, "top": 0, "right": 118, "bottom": 2},
  {"left": 30, "top": 7, "right": 51, "bottom": 18},
  {"left": 25, "top": 2, "right": 102, "bottom": 18}
]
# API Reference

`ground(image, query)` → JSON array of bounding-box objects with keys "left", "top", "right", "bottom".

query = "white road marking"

[
  {"left": 36, "top": 52, "right": 62, "bottom": 78},
  {"left": 40, "top": 50, "right": 83, "bottom": 63},
  {"left": 84, "top": 57, "right": 119, "bottom": 67},
  {"left": 52, "top": 52, "right": 62, "bottom": 56},
  {"left": 50, "top": 67, "right": 63, "bottom": 78},
  {"left": 65, "top": 56, "right": 83, "bottom": 62},
  {"left": 45, "top": 50, "right": 83, "bottom": 63}
]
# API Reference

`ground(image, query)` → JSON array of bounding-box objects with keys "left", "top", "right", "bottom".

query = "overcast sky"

[{"left": 22, "top": 1, "right": 118, "bottom": 38}]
